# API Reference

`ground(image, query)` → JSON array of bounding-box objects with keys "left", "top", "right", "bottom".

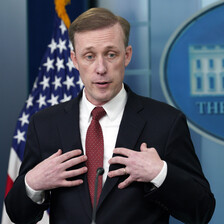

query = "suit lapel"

[
  {"left": 57, "top": 97, "right": 81, "bottom": 153},
  {"left": 55, "top": 87, "right": 147, "bottom": 215},
  {"left": 98, "top": 88, "right": 146, "bottom": 208},
  {"left": 56, "top": 93, "right": 92, "bottom": 219}
]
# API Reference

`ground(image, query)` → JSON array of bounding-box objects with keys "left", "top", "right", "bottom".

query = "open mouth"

[
  {"left": 96, "top": 82, "right": 108, "bottom": 85},
  {"left": 94, "top": 82, "right": 110, "bottom": 88}
]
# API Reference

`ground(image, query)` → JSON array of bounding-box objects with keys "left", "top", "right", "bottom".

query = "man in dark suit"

[{"left": 5, "top": 8, "right": 215, "bottom": 224}]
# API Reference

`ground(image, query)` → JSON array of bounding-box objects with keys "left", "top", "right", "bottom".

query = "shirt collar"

[{"left": 80, "top": 84, "right": 127, "bottom": 121}]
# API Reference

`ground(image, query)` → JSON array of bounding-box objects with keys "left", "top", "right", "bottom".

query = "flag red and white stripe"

[{"left": 1, "top": 11, "right": 82, "bottom": 224}]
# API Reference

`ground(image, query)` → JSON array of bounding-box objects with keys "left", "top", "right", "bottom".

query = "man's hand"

[
  {"left": 108, "top": 143, "right": 163, "bottom": 189},
  {"left": 26, "top": 149, "right": 88, "bottom": 191}
]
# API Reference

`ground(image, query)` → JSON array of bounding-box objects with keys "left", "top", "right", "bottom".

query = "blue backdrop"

[{"left": 1, "top": 0, "right": 223, "bottom": 223}]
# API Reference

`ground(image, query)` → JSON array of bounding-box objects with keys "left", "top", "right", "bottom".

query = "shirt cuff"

[
  {"left": 150, "top": 161, "right": 167, "bottom": 188},
  {"left": 25, "top": 174, "right": 45, "bottom": 204}
]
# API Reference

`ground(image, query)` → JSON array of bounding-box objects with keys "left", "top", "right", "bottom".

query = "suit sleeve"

[
  {"left": 145, "top": 112, "right": 215, "bottom": 224},
  {"left": 5, "top": 115, "right": 50, "bottom": 224}
]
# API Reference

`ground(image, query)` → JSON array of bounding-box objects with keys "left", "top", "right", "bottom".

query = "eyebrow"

[
  {"left": 82, "top": 45, "right": 119, "bottom": 52},
  {"left": 105, "top": 46, "right": 121, "bottom": 52}
]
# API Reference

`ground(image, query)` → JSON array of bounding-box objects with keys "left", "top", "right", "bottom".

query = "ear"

[
  {"left": 70, "top": 51, "right": 79, "bottom": 70},
  {"left": 124, "top": 45, "right": 132, "bottom": 67}
]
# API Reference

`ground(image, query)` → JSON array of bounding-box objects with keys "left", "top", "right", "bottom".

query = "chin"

[{"left": 94, "top": 95, "right": 112, "bottom": 105}]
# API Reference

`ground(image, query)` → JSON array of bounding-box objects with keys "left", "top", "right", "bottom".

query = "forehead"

[{"left": 74, "top": 23, "right": 125, "bottom": 51}]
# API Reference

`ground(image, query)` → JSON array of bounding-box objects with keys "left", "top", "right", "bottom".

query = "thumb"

[
  {"left": 140, "top": 142, "right": 148, "bottom": 152},
  {"left": 49, "top": 149, "right": 62, "bottom": 158}
]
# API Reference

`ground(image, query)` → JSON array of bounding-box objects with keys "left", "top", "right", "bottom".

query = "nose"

[{"left": 96, "top": 56, "right": 107, "bottom": 75}]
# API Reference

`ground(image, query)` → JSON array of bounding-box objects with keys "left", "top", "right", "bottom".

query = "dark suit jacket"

[{"left": 5, "top": 85, "right": 215, "bottom": 224}]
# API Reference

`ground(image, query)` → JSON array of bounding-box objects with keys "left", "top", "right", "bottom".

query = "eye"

[
  {"left": 85, "top": 54, "right": 94, "bottom": 60},
  {"left": 107, "top": 52, "right": 116, "bottom": 59}
]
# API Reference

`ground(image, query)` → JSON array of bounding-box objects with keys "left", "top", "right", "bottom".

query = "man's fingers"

[
  {"left": 48, "top": 149, "right": 62, "bottom": 159},
  {"left": 113, "top": 147, "right": 133, "bottom": 157},
  {"left": 58, "top": 149, "right": 83, "bottom": 163},
  {"left": 63, "top": 155, "right": 87, "bottom": 170},
  {"left": 108, "top": 167, "right": 128, "bottom": 178},
  {"left": 62, "top": 179, "right": 84, "bottom": 187},
  {"left": 108, "top": 167, "right": 133, "bottom": 189},
  {"left": 108, "top": 156, "right": 127, "bottom": 166},
  {"left": 118, "top": 176, "right": 133, "bottom": 189},
  {"left": 64, "top": 166, "right": 88, "bottom": 179},
  {"left": 140, "top": 142, "right": 148, "bottom": 152}
]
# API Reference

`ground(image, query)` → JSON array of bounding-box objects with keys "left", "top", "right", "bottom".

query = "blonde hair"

[{"left": 68, "top": 8, "right": 130, "bottom": 50}]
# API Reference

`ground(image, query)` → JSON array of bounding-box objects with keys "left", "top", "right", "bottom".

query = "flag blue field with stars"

[{"left": 2, "top": 14, "right": 82, "bottom": 224}]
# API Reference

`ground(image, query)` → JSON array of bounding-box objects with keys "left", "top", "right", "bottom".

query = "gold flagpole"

[{"left": 54, "top": 0, "right": 71, "bottom": 28}]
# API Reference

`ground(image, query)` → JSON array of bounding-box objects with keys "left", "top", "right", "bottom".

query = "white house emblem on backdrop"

[
  {"left": 189, "top": 45, "right": 224, "bottom": 96},
  {"left": 160, "top": 2, "right": 224, "bottom": 144}
]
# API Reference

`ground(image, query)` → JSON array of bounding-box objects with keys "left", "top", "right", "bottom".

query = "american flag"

[{"left": 1, "top": 13, "right": 82, "bottom": 224}]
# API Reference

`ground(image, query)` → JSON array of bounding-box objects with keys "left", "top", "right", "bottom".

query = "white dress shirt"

[
  {"left": 25, "top": 85, "right": 167, "bottom": 203},
  {"left": 79, "top": 85, "right": 128, "bottom": 184}
]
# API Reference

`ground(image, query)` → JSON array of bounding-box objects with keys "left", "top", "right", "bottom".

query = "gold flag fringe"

[{"left": 54, "top": 0, "right": 71, "bottom": 29}]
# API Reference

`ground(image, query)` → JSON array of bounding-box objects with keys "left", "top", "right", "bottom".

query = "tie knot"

[{"left": 91, "top": 107, "right": 106, "bottom": 121}]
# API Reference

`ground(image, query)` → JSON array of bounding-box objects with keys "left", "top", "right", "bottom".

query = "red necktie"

[{"left": 86, "top": 107, "right": 106, "bottom": 206}]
